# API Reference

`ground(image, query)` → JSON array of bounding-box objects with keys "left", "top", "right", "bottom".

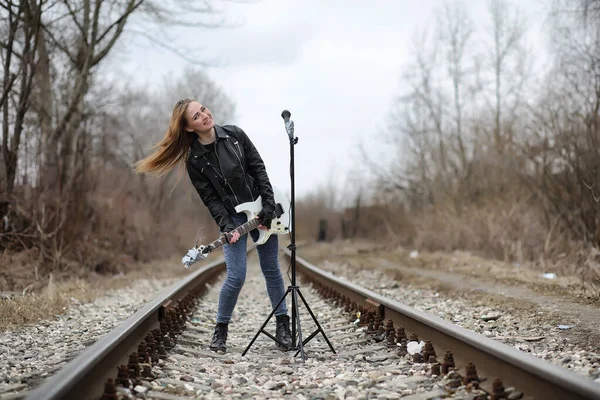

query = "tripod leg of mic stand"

[
  {"left": 297, "top": 287, "right": 336, "bottom": 354},
  {"left": 291, "top": 284, "right": 297, "bottom": 347},
  {"left": 242, "top": 286, "right": 291, "bottom": 356},
  {"left": 292, "top": 289, "right": 306, "bottom": 361}
]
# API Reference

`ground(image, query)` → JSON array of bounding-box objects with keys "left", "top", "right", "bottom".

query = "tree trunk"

[
  {"left": 36, "top": 28, "right": 58, "bottom": 192},
  {"left": 0, "top": 148, "right": 8, "bottom": 217}
]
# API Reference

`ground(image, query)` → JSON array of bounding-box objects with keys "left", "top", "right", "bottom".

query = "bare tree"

[
  {"left": 381, "top": 2, "right": 480, "bottom": 207},
  {"left": 551, "top": 0, "right": 600, "bottom": 19},
  {"left": 381, "top": 27, "right": 449, "bottom": 206},
  {"left": 484, "top": 0, "right": 528, "bottom": 153},
  {"left": 37, "top": 1, "right": 152, "bottom": 194},
  {"left": 0, "top": 0, "right": 253, "bottom": 277},
  {"left": 29, "top": 0, "right": 238, "bottom": 194},
  {"left": 436, "top": 0, "right": 474, "bottom": 171},
  {"left": 0, "top": 0, "right": 42, "bottom": 204},
  {"left": 516, "top": 0, "right": 600, "bottom": 246}
]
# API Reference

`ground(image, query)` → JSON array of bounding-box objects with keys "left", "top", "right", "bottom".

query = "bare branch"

[
  {"left": 0, "top": 72, "right": 19, "bottom": 109},
  {"left": 62, "top": 0, "right": 87, "bottom": 38},
  {"left": 583, "top": 179, "right": 600, "bottom": 213},
  {"left": 123, "top": 28, "right": 214, "bottom": 66},
  {"left": 38, "top": 20, "right": 78, "bottom": 64},
  {"left": 139, "top": 0, "right": 228, "bottom": 28},
  {"left": 92, "top": 0, "right": 144, "bottom": 65},
  {"left": 94, "top": 0, "right": 142, "bottom": 45}
]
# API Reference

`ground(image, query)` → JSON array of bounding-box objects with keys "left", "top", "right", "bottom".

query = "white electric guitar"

[{"left": 182, "top": 186, "right": 291, "bottom": 268}]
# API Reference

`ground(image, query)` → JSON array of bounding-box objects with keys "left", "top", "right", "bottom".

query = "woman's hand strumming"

[{"left": 257, "top": 208, "right": 276, "bottom": 230}]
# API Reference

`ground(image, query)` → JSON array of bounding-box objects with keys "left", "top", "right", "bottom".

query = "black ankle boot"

[
  {"left": 210, "top": 322, "right": 228, "bottom": 353},
  {"left": 276, "top": 315, "right": 293, "bottom": 350}
]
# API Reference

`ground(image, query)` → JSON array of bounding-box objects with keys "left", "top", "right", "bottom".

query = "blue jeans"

[{"left": 217, "top": 213, "right": 288, "bottom": 323}]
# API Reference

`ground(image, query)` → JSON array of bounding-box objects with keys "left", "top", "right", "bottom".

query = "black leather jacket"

[{"left": 186, "top": 124, "right": 276, "bottom": 233}]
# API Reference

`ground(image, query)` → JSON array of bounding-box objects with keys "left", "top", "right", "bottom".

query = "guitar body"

[
  {"left": 235, "top": 185, "right": 291, "bottom": 245},
  {"left": 181, "top": 185, "right": 291, "bottom": 267}
]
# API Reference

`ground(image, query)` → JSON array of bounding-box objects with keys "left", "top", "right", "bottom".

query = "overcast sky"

[{"left": 108, "top": 0, "right": 548, "bottom": 199}]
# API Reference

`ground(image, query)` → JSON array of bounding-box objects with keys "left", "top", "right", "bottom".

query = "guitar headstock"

[
  {"left": 181, "top": 245, "right": 209, "bottom": 268},
  {"left": 275, "top": 203, "right": 284, "bottom": 218}
]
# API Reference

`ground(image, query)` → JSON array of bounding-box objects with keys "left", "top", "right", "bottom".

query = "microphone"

[{"left": 281, "top": 109, "right": 294, "bottom": 139}]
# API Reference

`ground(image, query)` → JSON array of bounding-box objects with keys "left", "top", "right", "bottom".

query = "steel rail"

[
  {"left": 26, "top": 257, "right": 228, "bottom": 400},
  {"left": 285, "top": 250, "right": 600, "bottom": 400}
]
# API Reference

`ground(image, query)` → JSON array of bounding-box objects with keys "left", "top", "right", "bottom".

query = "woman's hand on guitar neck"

[{"left": 225, "top": 230, "right": 240, "bottom": 244}]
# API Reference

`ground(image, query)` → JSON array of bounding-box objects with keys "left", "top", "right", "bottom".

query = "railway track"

[{"left": 17, "top": 248, "right": 600, "bottom": 400}]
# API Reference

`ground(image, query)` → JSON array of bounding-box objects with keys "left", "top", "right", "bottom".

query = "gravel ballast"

[
  {"left": 0, "top": 278, "right": 178, "bottom": 398},
  {"left": 315, "top": 259, "right": 600, "bottom": 385},
  {"left": 2, "top": 250, "right": 599, "bottom": 399}
]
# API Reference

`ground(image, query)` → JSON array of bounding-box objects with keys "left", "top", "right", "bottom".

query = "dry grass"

[
  {"left": 397, "top": 197, "right": 600, "bottom": 300},
  {"left": 0, "top": 277, "right": 93, "bottom": 329},
  {"left": 295, "top": 178, "right": 600, "bottom": 300},
  {"left": 298, "top": 238, "right": 600, "bottom": 304},
  {"left": 0, "top": 253, "right": 203, "bottom": 331}
]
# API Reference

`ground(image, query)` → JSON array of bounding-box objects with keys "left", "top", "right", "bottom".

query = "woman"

[{"left": 134, "top": 98, "right": 293, "bottom": 353}]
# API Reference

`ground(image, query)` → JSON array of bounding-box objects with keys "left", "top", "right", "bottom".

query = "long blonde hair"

[{"left": 133, "top": 98, "right": 196, "bottom": 179}]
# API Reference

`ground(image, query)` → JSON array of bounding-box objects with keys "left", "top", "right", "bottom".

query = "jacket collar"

[
  {"left": 214, "top": 125, "right": 228, "bottom": 139},
  {"left": 189, "top": 125, "right": 226, "bottom": 157}
]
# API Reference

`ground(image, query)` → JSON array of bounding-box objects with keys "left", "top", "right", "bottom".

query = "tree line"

[
  {"left": 0, "top": 0, "right": 236, "bottom": 286},
  {"left": 305, "top": 0, "right": 600, "bottom": 295}
]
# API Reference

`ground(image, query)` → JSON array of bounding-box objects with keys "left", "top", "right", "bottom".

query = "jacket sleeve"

[
  {"left": 187, "top": 160, "right": 236, "bottom": 233},
  {"left": 234, "top": 126, "right": 276, "bottom": 211}
]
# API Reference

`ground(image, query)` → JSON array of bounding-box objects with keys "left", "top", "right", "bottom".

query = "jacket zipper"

[
  {"left": 227, "top": 139, "right": 254, "bottom": 197},
  {"left": 213, "top": 142, "right": 240, "bottom": 205}
]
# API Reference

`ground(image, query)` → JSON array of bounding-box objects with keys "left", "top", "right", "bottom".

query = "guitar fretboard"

[{"left": 204, "top": 217, "right": 262, "bottom": 252}]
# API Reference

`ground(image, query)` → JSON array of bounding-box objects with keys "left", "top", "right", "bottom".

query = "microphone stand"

[{"left": 242, "top": 110, "right": 336, "bottom": 360}]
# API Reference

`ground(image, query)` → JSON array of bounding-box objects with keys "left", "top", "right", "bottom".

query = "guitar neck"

[{"left": 205, "top": 217, "right": 261, "bottom": 252}]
